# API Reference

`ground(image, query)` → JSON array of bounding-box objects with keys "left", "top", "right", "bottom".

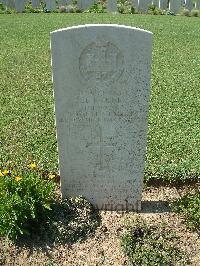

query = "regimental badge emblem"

[{"left": 79, "top": 40, "right": 124, "bottom": 84}]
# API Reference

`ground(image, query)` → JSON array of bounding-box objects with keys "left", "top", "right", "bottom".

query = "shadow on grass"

[
  {"left": 141, "top": 200, "right": 171, "bottom": 213},
  {"left": 13, "top": 196, "right": 101, "bottom": 257}
]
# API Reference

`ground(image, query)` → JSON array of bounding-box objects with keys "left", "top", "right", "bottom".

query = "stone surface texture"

[
  {"left": 159, "top": 0, "right": 168, "bottom": 9},
  {"left": 45, "top": 0, "right": 56, "bottom": 11},
  {"left": 51, "top": 24, "right": 152, "bottom": 211},
  {"left": 185, "top": 0, "right": 193, "bottom": 10},
  {"left": 152, "top": 0, "right": 159, "bottom": 7},
  {"left": 57, "top": 0, "right": 66, "bottom": 6},
  {"left": 169, "top": 0, "right": 181, "bottom": 13},
  {"left": 15, "top": 0, "right": 25, "bottom": 12},
  {"left": 65, "top": 0, "right": 72, "bottom": 5},
  {"left": 138, "top": 0, "right": 152, "bottom": 12},
  {"left": 107, "top": 0, "right": 117, "bottom": 12},
  {"left": 196, "top": 0, "right": 200, "bottom": 8},
  {"left": 6, "top": 0, "right": 15, "bottom": 8},
  {"left": 31, "top": 0, "right": 40, "bottom": 8},
  {"left": 77, "top": 0, "right": 94, "bottom": 10},
  {"left": 132, "top": 0, "right": 139, "bottom": 10}
]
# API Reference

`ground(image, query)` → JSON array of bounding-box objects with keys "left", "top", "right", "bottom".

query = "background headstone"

[
  {"left": 185, "top": 0, "right": 193, "bottom": 10},
  {"left": 57, "top": 0, "right": 66, "bottom": 6},
  {"left": 159, "top": 0, "right": 168, "bottom": 9},
  {"left": 138, "top": 0, "right": 152, "bottom": 12},
  {"left": 107, "top": 0, "right": 118, "bottom": 12},
  {"left": 51, "top": 24, "right": 152, "bottom": 211},
  {"left": 77, "top": 0, "right": 94, "bottom": 10},
  {"left": 132, "top": 0, "right": 139, "bottom": 10},
  {"left": 152, "top": 0, "right": 159, "bottom": 7},
  {"left": 6, "top": 0, "right": 15, "bottom": 8},
  {"left": 196, "top": 0, "right": 200, "bottom": 8},
  {"left": 45, "top": 0, "right": 56, "bottom": 11},
  {"left": 31, "top": 0, "right": 40, "bottom": 8},
  {"left": 15, "top": 0, "right": 25, "bottom": 12},
  {"left": 65, "top": 0, "right": 72, "bottom": 5},
  {"left": 169, "top": 0, "right": 182, "bottom": 13}
]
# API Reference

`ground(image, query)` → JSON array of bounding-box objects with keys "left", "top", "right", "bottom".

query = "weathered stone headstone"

[
  {"left": 45, "top": 0, "right": 56, "bottom": 11},
  {"left": 32, "top": 0, "right": 40, "bottom": 8},
  {"left": 65, "top": 0, "right": 72, "bottom": 5},
  {"left": 6, "top": 0, "right": 15, "bottom": 9},
  {"left": 185, "top": 0, "right": 193, "bottom": 10},
  {"left": 15, "top": 0, "right": 25, "bottom": 12},
  {"left": 196, "top": 0, "right": 200, "bottom": 8},
  {"left": 152, "top": 0, "right": 159, "bottom": 8},
  {"left": 138, "top": 0, "right": 152, "bottom": 12},
  {"left": 51, "top": 24, "right": 152, "bottom": 211},
  {"left": 169, "top": 0, "right": 182, "bottom": 13},
  {"left": 57, "top": 0, "right": 66, "bottom": 6},
  {"left": 159, "top": 0, "right": 168, "bottom": 10},
  {"left": 107, "top": 0, "right": 117, "bottom": 12},
  {"left": 77, "top": 0, "right": 94, "bottom": 10},
  {"left": 132, "top": 0, "right": 139, "bottom": 10}
]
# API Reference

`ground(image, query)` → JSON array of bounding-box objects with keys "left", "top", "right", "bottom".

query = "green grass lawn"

[{"left": 0, "top": 14, "right": 199, "bottom": 182}]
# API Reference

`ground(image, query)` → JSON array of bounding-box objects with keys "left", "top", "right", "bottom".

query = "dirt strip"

[{"left": 1, "top": 186, "right": 199, "bottom": 266}]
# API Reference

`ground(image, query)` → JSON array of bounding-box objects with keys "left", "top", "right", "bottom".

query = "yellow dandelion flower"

[
  {"left": 48, "top": 174, "right": 55, "bottom": 180},
  {"left": 15, "top": 176, "right": 22, "bottom": 182},
  {"left": 28, "top": 162, "right": 37, "bottom": 170},
  {"left": 2, "top": 169, "right": 9, "bottom": 175}
]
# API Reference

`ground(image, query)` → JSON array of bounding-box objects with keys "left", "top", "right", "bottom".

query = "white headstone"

[
  {"left": 15, "top": 0, "right": 25, "bottom": 12},
  {"left": 159, "top": 0, "right": 168, "bottom": 9},
  {"left": 132, "top": 0, "right": 139, "bottom": 10},
  {"left": 57, "top": 0, "right": 66, "bottom": 6},
  {"left": 138, "top": 0, "right": 152, "bottom": 12},
  {"left": 107, "top": 0, "right": 117, "bottom": 12},
  {"left": 45, "top": 0, "right": 56, "bottom": 11},
  {"left": 51, "top": 24, "right": 152, "bottom": 211},
  {"left": 6, "top": 0, "right": 15, "bottom": 8},
  {"left": 196, "top": 0, "right": 200, "bottom": 8},
  {"left": 77, "top": 0, "right": 94, "bottom": 10},
  {"left": 169, "top": 0, "right": 182, "bottom": 13},
  {"left": 185, "top": 0, "right": 193, "bottom": 10},
  {"left": 65, "top": 0, "right": 72, "bottom": 5},
  {"left": 31, "top": 0, "right": 40, "bottom": 8},
  {"left": 152, "top": 0, "right": 159, "bottom": 7}
]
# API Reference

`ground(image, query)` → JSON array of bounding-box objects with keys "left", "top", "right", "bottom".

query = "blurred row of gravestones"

[{"left": 0, "top": 0, "right": 200, "bottom": 13}]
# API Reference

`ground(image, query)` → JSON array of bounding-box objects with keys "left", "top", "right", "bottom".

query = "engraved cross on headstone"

[{"left": 87, "top": 125, "right": 113, "bottom": 170}]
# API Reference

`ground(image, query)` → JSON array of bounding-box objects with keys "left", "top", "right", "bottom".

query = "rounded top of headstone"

[{"left": 51, "top": 24, "right": 153, "bottom": 35}]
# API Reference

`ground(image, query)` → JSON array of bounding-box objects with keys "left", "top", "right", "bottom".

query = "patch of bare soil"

[{"left": 0, "top": 186, "right": 199, "bottom": 266}]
